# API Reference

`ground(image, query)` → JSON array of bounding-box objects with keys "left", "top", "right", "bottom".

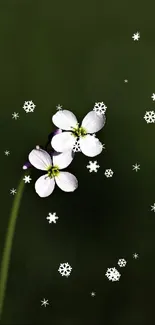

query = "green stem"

[{"left": 0, "top": 176, "right": 26, "bottom": 320}]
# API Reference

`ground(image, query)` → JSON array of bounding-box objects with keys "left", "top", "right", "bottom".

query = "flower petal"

[
  {"left": 48, "top": 128, "right": 62, "bottom": 141},
  {"left": 28, "top": 149, "right": 52, "bottom": 170},
  {"left": 53, "top": 150, "right": 74, "bottom": 170},
  {"left": 35, "top": 174, "right": 55, "bottom": 197},
  {"left": 51, "top": 132, "right": 76, "bottom": 152},
  {"left": 55, "top": 171, "right": 78, "bottom": 192},
  {"left": 80, "top": 134, "right": 103, "bottom": 157},
  {"left": 81, "top": 111, "right": 106, "bottom": 133},
  {"left": 52, "top": 110, "right": 78, "bottom": 130}
]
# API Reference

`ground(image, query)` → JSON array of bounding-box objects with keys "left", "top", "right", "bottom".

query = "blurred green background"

[{"left": 0, "top": 0, "right": 155, "bottom": 324}]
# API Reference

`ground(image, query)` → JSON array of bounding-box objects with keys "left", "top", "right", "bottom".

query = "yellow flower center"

[
  {"left": 46, "top": 165, "right": 60, "bottom": 178},
  {"left": 72, "top": 125, "right": 87, "bottom": 138}
]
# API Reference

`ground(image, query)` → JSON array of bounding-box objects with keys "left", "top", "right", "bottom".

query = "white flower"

[
  {"left": 28, "top": 148, "right": 78, "bottom": 197},
  {"left": 51, "top": 110, "right": 106, "bottom": 157}
]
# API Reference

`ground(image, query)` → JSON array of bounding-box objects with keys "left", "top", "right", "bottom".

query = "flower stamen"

[
  {"left": 71, "top": 125, "right": 87, "bottom": 138},
  {"left": 46, "top": 165, "right": 60, "bottom": 178}
]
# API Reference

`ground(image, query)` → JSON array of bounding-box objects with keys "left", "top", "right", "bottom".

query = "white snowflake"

[
  {"left": 56, "top": 104, "right": 63, "bottom": 111},
  {"left": 118, "top": 258, "right": 127, "bottom": 267},
  {"left": 86, "top": 161, "right": 100, "bottom": 173},
  {"left": 72, "top": 139, "right": 81, "bottom": 152},
  {"left": 41, "top": 298, "right": 49, "bottom": 307},
  {"left": 91, "top": 292, "right": 96, "bottom": 297},
  {"left": 151, "top": 203, "right": 155, "bottom": 212},
  {"left": 12, "top": 112, "right": 19, "bottom": 120},
  {"left": 105, "top": 267, "right": 121, "bottom": 282},
  {"left": 101, "top": 143, "right": 105, "bottom": 149},
  {"left": 23, "top": 100, "right": 36, "bottom": 113},
  {"left": 133, "top": 253, "right": 139, "bottom": 259},
  {"left": 132, "top": 32, "right": 140, "bottom": 41},
  {"left": 4, "top": 150, "right": 10, "bottom": 156},
  {"left": 23, "top": 175, "right": 32, "bottom": 183},
  {"left": 58, "top": 262, "right": 72, "bottom": 277},
  {"left": 151, "top": 93, "right": 155, "bottom": 101},
  {"left": 46, "top": 212, "right": 59, "bottom": 224},
  {"left": 144, "top": 111, "right": 155, "bottom": 123},
  {"left": 10, "top": 188, "right": 17, "bottom": 195},
  {"left": 132, "top": 163, "right": 140, "bottom": 172},
  {"left": 93, "top": 102, "right": 107, "bottom": 116},
  {"left": 104, "top": 169, "right": 113, "bottom": 178},
  {"left": 124, "top": 79, "right": 128, "bottom": 83}
]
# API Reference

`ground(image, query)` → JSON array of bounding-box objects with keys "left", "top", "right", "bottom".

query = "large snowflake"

[
  {"left": 58, "top": 262, "right": 72, "bottom": 277},
  {"left": 93, "top": 102, "right": 107, "bottom": 116},
  {"left": 105, "top": 267, "right": 121, "bottom": 282},
  {"left": 144, "top": 111, "right": 155, "bottom": 123},
  {"left": 86, "top": 161, "right": 100, "bottom": 172},
  {"left": 23, "top": 100, "right": 36, "bottom": 113}
]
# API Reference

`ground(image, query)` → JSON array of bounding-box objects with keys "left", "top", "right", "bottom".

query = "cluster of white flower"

[{"left": 28, "top": 107, "right": 106, "bottom": 197}]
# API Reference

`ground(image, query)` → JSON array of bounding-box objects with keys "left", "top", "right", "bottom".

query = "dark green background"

[{"left": 0, "top": 0, "right": 155, "bottom": 324}]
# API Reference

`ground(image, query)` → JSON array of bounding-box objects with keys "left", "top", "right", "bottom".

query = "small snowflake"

[
  {"left": 93, "top": 102, "right": 107, "bottom": 116},
  {"left": 101, "top": 143, "right": 105, "bottom": 149},
  {"left": 118, "top": 258, "right": 127, "bottom": 267},
  {"left": 132, "top": 163, "right": 140, "bottom": 172},
  {"left": 91, "top": 292, "right": 96, "bottom": 297},
  {"left": 133, "top": 253, "right": 139, "bottom": 259},
  {"left": 151, "top": 203, "right": 155, "bottom": 212},
  {"left": 104, "top": 169, "right": 113, "bottom": 178},
  {"left": 151, "top": 93, "right": 155, "bottom": 101},
  {"left": 12, "top": 112, "right": 19, "bottom": 120},
  {"left": 46, "top": 212, "right": 59, "bottom": 224},
  {"left": 132, "top": 32, "right": 140, "bottom": 41},
  {"left": 23, "top": 175, "right": 32, "bottom": 183},
  {"left": 87, "top": 161, "right": 100, "bottom": 173},
  {"left": 58, "top": 262, "right": 72, "bottom": 277},
  {"left": 105, "top": 267, "right": 121, "bottom": 282},
  {"left": 144, "top": 111, "right": 155, "bottom": 123},
  {"left": 23, "top": 100, "right": 36, "bottom": 113},
  {"left": 124, "top": 79, "right": 128, "bottom": 83},
  {"left": 10, "top": 188, "right": 17, "bottom": 195},
  {"left": 4, "top": 150, "right": 10, "bottom": 156},
  {"left": 56, "top": 104, "right": 63, "bottom": 111},
  {"left": 41, "top": 298, "right": 49, "bottom": 307},
  {"left": 72, "top": 139, "right": 81, "bottom": 152}
]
